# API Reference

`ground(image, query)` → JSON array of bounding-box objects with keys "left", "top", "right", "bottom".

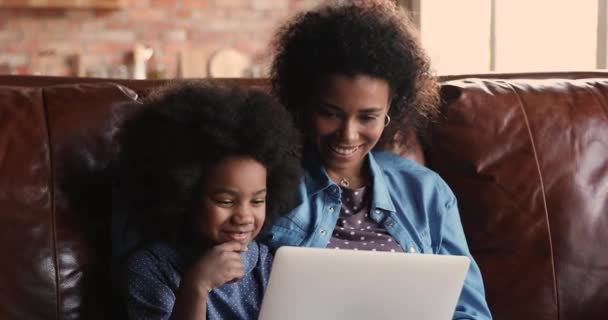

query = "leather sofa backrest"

[
  {"left": 427, "top": 78, "right": 608, "bottom": 320},
  {"left": 0, "top": 74, "right": 607, "bottom": 320},
  {"left": 1, "top": 85, "right": 55, "bottom": 319},
  {"left": 0, "top": 83, "right": 139, "bottom": 319}
]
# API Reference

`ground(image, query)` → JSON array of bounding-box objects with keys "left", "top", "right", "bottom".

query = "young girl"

[{"left": 117, "top": 81, "right": 302, "bottom": 320}]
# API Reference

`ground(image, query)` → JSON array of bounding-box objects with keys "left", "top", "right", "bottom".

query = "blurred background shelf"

[{"left": 0, "top": 0, "right": 125, "bottom": 9}]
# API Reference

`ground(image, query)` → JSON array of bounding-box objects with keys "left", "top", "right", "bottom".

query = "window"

[{"left": 400, "top": 0, "right": 605, "bottom": 74}]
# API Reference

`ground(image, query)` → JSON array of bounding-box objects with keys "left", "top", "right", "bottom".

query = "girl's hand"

[{"left": 183, "top": 241, "right": 248, "bottom": 293}]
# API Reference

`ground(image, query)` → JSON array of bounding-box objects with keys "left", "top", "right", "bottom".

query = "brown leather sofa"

[{"left": 1, "top": 72, "right": 606, "bottom": 320}]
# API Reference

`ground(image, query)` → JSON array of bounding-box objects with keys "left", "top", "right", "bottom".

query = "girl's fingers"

[{"left": 216, "top": 241, "right": 249, "bottom": 253}]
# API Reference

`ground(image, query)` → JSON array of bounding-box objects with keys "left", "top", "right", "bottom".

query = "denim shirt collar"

[
  {"left": 303, "top": 149, "right": 396, "bottom": 213},
  {"left": 368, "top": 151, "right": 397, "bottom": 213},
  {"left": 302, "top": 152, "right": 334, "bottom": 196}
]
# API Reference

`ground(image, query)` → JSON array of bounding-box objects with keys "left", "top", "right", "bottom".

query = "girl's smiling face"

[
  {"left": 309, "top": 74, "right": 391, "bottom": 176},
  {"left": 197, "top": 156, "right": 267, "bottom": 246}
]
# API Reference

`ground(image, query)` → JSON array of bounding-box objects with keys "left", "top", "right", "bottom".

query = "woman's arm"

[{"left": 433, "top": 179, "right": 493, "bottom": 320}]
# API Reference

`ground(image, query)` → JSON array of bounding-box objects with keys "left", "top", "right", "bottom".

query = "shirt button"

[
  {"left": 332, "top": 187, "right": 338, "bottom": 193},
  {"left": 373, "top": 210, "right": 382, "bottom": 219},
  {"left": 408, "top": 246, "right": 417, "bottom": 253},
  {"left": 320, "top": 229, "right": 327, "bottom": 235},
  {"left": 328, "top": 207, "right": 334, "bottom": 213},
  {"left": 385, "top": 220, "right": 394, "bottom": 227}
]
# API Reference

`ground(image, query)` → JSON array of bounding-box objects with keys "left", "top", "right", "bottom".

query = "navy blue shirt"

[{"left": 124, "top": 240, "right": 272, "bottom": 320}]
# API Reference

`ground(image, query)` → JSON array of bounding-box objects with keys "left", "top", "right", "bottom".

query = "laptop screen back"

[{"left": 258, "top": 246, "right": 470, "bottom": 320}]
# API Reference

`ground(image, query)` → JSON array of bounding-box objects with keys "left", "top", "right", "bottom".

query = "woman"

[{"left": 260, "top": 0, "right": 492, "bottom": 319}]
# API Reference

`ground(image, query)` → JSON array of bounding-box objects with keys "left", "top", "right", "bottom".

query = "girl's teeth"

[{"left": 227, "top": 232, "right": 248, "bottom": 241}]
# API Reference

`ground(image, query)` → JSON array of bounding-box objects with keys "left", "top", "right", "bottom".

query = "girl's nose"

[{"left": 232, "top": 205, "right": 255, "bottom": 225}]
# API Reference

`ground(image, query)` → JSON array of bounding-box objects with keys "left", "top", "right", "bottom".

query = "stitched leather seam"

[
  {"left": 503, "top": 80, "right": 559, "bottom": 319},
  {"left": 41, "top": 88, "right": 60, "bottom": 320}
]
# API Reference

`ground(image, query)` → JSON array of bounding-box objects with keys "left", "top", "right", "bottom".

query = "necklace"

[{"left": 339, "top": 177, "right": 350, "bottom": 188}]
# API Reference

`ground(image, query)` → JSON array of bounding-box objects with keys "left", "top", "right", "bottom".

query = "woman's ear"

[
  {"left": 295, "top": 100, "right": 314, "bottom": 131},
  {"left": 388, "top": 95, "right": 395, "bottom": 112}
]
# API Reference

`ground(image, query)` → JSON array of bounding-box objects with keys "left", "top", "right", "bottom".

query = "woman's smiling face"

[{"left": 309, "top": 74, "right": 391, "bottom": 175}]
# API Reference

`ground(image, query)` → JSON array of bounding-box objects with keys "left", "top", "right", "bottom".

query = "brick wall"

[{"left": 0, "top": 0, "right": 322, "bottom": 78}]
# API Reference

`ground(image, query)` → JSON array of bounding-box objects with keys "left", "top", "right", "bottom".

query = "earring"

[{"left": 384, "top": 114, "right": 391, "bottom": 127}]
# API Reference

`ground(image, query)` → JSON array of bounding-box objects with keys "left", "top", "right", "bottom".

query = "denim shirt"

[{"left": 259, "top": 150, "right": 492, "bottom": 320}]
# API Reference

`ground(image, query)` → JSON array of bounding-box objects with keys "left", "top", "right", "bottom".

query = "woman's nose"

[{"left": 338, "top": 119, "right": 359, "bottom": 142}]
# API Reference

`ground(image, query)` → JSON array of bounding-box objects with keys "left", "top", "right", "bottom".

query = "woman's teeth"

[{"left": 331, "top": 145, "right": 359, "bottom": 155}]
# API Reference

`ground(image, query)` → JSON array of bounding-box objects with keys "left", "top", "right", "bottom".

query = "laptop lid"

[{"left": 258, "top": 246, "right": 470, "bottom": 320}]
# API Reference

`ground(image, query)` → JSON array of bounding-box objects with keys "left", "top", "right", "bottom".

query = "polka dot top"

[
  {"left": 124, "top": 240, "right": 272, "bottom": 320},
  {"left": 327, "top": 185, "right": 404, "bottom": 253}
]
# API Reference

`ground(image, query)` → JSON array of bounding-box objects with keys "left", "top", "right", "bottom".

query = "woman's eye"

[
  {"left": 318, "top": 108, "right": 339, "bottom": 118},
  {"left": 359, "top": 115, "right": 378, "bottom": 123}
]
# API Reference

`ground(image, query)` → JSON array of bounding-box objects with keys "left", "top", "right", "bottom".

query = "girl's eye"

[
  {"left": 215, "top": 199, "right": 234, "bottom": 206},
  {"left": 251, "top": 199, "right": 266, "bottom": 206}
]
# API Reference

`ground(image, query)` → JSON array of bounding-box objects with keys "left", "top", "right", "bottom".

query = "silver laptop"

[{"left": 258, "top": 246, "right": 470, "bottom": 320}]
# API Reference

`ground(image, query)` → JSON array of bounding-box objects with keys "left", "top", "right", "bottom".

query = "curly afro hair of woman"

[
  {"left": 117, "top": 80, "right": 302, "bottom": 244},
  {"left": 271, "top": 0, "right": 440, "bottom": 148}
]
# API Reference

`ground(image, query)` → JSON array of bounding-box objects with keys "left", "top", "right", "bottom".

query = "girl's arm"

[
  {"left": 123, "top": 247, "right": 181, "bottom": 320},
  {"left": 170, "top": 241, "right": 248, "bottom": 320},
  {"left": 170, "top": 280, "right": 208, "bottom": 320}
]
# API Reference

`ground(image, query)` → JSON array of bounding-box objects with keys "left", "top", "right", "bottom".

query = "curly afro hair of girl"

[
  {"left": 117, "top": 80, "right": 302, "bottom": 243},
  {"left": 271, "top": 0, "right": 440, "bottom": 148}
]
